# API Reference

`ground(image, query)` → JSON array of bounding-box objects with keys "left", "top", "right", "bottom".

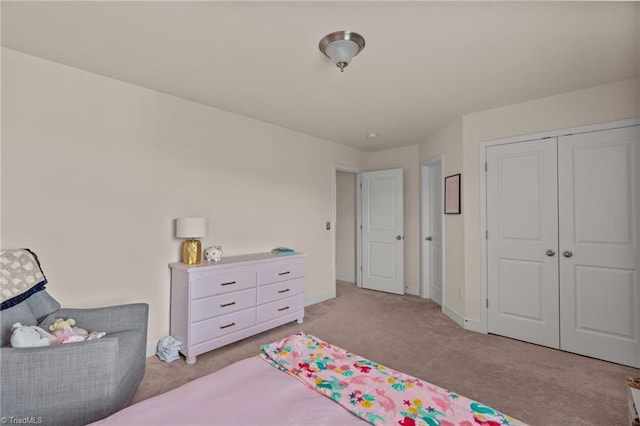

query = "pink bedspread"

[
  {"left": 91, "top": 356, "right": 364, "bottom": 425},
  {"left": 260, "top": 333, "right": 527, "bottom": 426},
  {"left": 93, "top": 333, "right": 526, "bottom": 426}
]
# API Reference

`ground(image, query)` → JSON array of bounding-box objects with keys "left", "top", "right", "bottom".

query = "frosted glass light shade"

[
  {"left": 176, "top": 217, "right": 208, "bottom": 239},
  {"left": 324, "top": 40, "right": 361, "bottom": 65}
]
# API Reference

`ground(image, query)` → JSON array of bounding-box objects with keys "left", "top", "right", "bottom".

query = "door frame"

[
  {"left": 479, "top": 117, "right": 640, "bottom": 334},
  {"left": 420, "top": 155, "right": 445, "bottom": 301}
]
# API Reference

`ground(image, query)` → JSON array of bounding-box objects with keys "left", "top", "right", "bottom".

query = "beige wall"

[
  {"left": 335, "top": 171, "right": 356, "bottom": 282},
  {"left": 1, "top": 48, "right": 366, "bottom": 352},
  {"left": 419, "top": 118, "right": 464, "bottom": 315},
  {"left": 366, "top": 145, "right": 420, "bottom": 294},
  {"left": 462, "top": 78, "right": 640, "bottom": 320}
]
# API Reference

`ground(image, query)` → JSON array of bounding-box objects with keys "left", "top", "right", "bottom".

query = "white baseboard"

[
  {"left": 336, "top": 274, "right": 355, "bottom": 283},
  {"left": 304, "top": 289, "right": 336, "bottom": 307},
  {"left": 464, "top": 317, "right": 486, "bottom": 333},
  {"left": 404, "top": 285, "right": 419, "bottom": 296},
  {"left": 146, "top": 341, "right": 157, "bottom": 358},
  {"left": 442, "top": 304, "right": 465, "bottom": 328}
]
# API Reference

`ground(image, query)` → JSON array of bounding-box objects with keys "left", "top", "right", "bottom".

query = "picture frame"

[{"left": 444, "top": 173, "right": 461, "bottom": 214}]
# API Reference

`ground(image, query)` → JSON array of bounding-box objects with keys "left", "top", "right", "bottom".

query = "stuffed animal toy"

[
  {"left": 48, "top": 318, "right": 106, "bottom": 344},
  {"left": 10, "top": 322, "right": 57, "bottom": 348},
  {"left": 49, "top": 318, "right": 89, "bottom": 344},
  {"left": 204, "top": 246, "right": 223, "bottom": 262}
]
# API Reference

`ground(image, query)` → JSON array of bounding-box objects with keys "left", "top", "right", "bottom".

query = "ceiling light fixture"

[{"left": 319, "top": 31, "right": 365, "bottom": 72}]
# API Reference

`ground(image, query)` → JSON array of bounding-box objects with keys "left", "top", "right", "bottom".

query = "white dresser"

[{"left": 169, "top": 252, "right": 304, "bottom": 364}]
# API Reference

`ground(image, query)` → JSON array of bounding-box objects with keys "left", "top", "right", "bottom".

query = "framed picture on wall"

[{"left": 444, "top": 173, "right": 461, "bottom": 214}]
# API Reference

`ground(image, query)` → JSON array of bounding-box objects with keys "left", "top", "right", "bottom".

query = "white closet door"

[
  {"left": 558, "top": 126, "right": 639, "bottom": 367},
  {"left": 487, "top": 138, "right": 560, "bottom": 348}
]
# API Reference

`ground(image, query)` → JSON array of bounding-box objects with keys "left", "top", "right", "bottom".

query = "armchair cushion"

[
  {"left": 26, "top": 290, "right": 61, "bottom": 322},
  {"left": 41, "top": 303, "right": 149, "bottom": 336}
]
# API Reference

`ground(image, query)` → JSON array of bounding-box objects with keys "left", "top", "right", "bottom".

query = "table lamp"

[{"left": 176, "top": 217, "right": 208, "bottom": 265}]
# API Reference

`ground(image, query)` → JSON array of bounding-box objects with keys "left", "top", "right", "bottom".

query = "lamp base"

[{"left": 181, "top": 239, "right": 202, "bottom": 265}]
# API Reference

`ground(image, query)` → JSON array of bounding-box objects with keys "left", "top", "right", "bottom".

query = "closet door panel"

[
  {"left": 486, "top": 138, "right": 559, "bottom": 348},
  {"left": 559, "top": 125, "right": 639, "bottom": 368}
]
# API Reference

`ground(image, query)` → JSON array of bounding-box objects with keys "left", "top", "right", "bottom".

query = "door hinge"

[
  {"left": 485, "top": 230, "right": 488, "bottom": 239},
  {"left": 360, "top": 183, "right": 362, "bottom": 188},
  {"left": 484, "top": 162, "right": 488, "bottom": 172},
  {"left": 360, "top": 265, "right": 363, "bottom": 271},
  {"left": 486, "top": 298, "right": 489, "bottom": 308}
]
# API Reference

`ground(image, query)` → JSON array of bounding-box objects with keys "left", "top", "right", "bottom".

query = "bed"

[{"left": 92, "top": 333, "right": 527, "bottom": 426}]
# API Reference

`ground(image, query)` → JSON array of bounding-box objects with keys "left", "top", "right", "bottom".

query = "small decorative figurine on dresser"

[{"left": 204, "top": 245, "right": 223, "bottom": 262}]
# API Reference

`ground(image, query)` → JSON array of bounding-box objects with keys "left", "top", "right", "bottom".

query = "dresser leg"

[
  {"left": 296, "top": 317, "right": 304, "bottom": 324},
  {"left": 185, "top": 356, "right": 197, "bottom": 365}
]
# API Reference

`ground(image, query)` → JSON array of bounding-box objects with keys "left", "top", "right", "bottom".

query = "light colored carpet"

[{"left": 134, "top": 281, "right": 638, "bottom": 425}]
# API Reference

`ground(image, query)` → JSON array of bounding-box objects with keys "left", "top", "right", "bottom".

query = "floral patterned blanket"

[{"left": 260, "top": 333, "right": 527, "bottom": 426}]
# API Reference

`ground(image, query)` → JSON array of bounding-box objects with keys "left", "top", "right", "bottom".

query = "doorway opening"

[
  {"left": 335, "top": 168, "right": 359, "bottom": 285},
  {"left": 333, "top": 165, "right": 405, "bottom": 295}
]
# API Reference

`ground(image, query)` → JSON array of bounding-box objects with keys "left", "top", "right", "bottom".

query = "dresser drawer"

[
  {"left": 257, "top": 261, "right": 304, "bottom": 286},
  {"left": 191, "top": 270, "right": 256, "bottom": 298},
  {"left": 257, "top": 278, "right": 303, "bottom": 305},
  {"left": 191, "top": 288, "right": 256, "bottom": 323},
  {"left": 257, "top": 294, "right": 304, "bottom": 323},
  {"left": 190, "top": 308, "right": 256, "bottom": 346}
]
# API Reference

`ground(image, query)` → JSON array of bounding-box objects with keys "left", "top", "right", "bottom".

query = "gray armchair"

[{"left": 0, "top": 250, "right": 148, "bottom": 426}]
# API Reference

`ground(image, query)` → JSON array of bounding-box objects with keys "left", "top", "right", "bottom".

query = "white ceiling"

[{"left": 2, "top": 1, "right": 639, "bottom": 152}]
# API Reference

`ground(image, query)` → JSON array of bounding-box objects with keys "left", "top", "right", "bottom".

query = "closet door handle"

[
  {"left": 545, "top": 249, "right": 555, "bottom": 257},
  {"left": 562, "top": 250, "right": 573, "bottom": 258}
]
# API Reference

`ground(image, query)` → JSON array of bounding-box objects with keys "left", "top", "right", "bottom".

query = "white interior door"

[
  {"left": 558, "top": 126, "right": 639, "bottom": 367},
  {"left": 361, "top": 169, "right": 404, "bottom": 295},
  {"left": 423, "top": 161, "right": 443, "bottom": 305},
  {"left": 486, "top": 138, "right": 560, "bottom": 348}
]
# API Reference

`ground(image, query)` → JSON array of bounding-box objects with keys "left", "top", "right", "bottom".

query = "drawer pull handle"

[
  {"left": 220, "top": 301, "right": 236, "bottom": 308},
  {"left": 278, "top": 271, "right": 290, "bottom": 276},
  {"left": 278, "top": 288, "right": 290, "bottom": 294},
  {"left": 277, "top": 306, "right": 290, "bottom": 312},
  {"left": 220, "top": 322, "right": 236, "bottom": 329},
  {"left": 220, "top": 281, "right": 237, "bottom": 286}
]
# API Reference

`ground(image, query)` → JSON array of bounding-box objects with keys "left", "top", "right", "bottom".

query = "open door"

[
  {"left": 360, "top": 169, "right": 404, "bottom": 295},
  {"left": 422, "top": 159, "right": 443, "bottom": 305}
]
